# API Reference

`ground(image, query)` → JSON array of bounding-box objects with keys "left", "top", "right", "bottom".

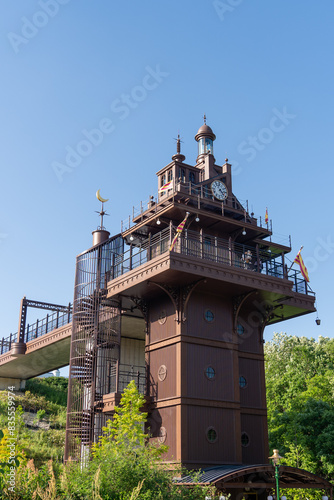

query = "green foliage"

[
  {"left": 265, "top": 333, "right": 334, "bottom": 482},
  {"left": 64, "top": 380, "right": 214, "bottom": 499},
  {"left": 25, "top": 376, "right": 68, "bottom": 407},
  {"left": 0, "top": 386, "right": 66, "bottom": 469}
]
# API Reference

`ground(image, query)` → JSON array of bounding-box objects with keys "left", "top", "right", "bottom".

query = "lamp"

[
  {"left": 129, "top": 235, "right": 134, "bottom": 242},
  {"left": 195, "top": 215, "right": 200, "bottom": 222},
  {"left": 242, "top": 228, "right": 246, "bottom": 236},
  {"left": 269, "top": 449, "right": 283, "bottom": 500},
  {"left": 156, "top": 218, "right": 161, "bottom": 225},
  {"left": 316, "top": 317, "right": 321, "bottom": 326}
]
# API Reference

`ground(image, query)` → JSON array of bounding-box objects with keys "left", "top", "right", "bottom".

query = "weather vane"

[
  {"left": 173, "top": 133, "right": 183, "bottom": 154},
  {"left": 96, "top": 189, "right": 109, "bottom": 230}
]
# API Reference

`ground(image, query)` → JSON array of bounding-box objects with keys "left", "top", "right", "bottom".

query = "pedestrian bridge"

[
  {"left": 0, "top": 299, "right": 73, "bottom": 389},
  {"left": 0, "top": 297, "right": 145, "bottom": 390}
]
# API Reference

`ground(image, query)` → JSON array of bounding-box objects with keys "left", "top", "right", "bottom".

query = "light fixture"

[
  {"left": 281, "top": 496, "right": 287, "bottom": 500},
  {"left": 322, "top": 496, "right": 328, "bottom": 500},
  {"left": 195, "top": 215, "right": 200, "bottom": 222},
  {"left": 267, "top": 496, "right": 273, "bottom": 500},
  {"left": 156, "top": 218, "right": 161, "bottom": 225},
  {"left": 316, "top": 317, "right": 321, "bottom": 326},
  {"left": 129, "top": 235, "right": 134, "bottom": 242},
  {"left": 242, "top": 228, "right": 246, "bottom": 236}
]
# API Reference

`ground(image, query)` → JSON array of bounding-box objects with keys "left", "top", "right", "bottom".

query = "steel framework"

[{"left": 64, "top": 234, "right": 124, "bottom": 462}]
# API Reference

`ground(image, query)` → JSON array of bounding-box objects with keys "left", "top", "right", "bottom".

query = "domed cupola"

[{"left": 194, "top": 115, "right": 216, "bottom": 162}]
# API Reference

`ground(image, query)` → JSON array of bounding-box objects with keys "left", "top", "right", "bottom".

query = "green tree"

[
  {"left": 265, "top": 333, "right": 334, "bottom": 483},
  {"left": 63, "top": 380, "right": 215, "bottom": 499}
]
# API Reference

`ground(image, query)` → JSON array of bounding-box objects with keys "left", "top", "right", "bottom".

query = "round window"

[
  {"left": 206, "top": 427, "right": 218, "bottom": 443},
  {"left": 204, "top": 309, "right": 215, "bottom": 322},
  {"left": 205, "top": 366, "right": 216, "bottom": 380},
  {"left": 237, "top": 323, "right": 245, "bottom": 336},
  {"left": 158, "top": 365, "right": 167, "bottom": 382},
  {"left": 241, "top": 432, "right": 250, "bottom": 447},
  {"left": 158, "top": 426, "right": 167, "bottom": 443},
  {"left": 158, "top": 310, "right": 167, "bottom": 325},
  {"left": 239, "top": 375, "right": 247, "bottom": 388}
]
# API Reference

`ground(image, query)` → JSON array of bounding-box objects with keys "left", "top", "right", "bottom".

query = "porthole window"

[
  {"left": 237, "top": 323, "right": 245, "bottom": 336},
  {"left": 241, "top": 432, "right": 250, "bottom": 447},
  {"left": 205, "top": 366, "right": 216, "bottom": 380},
  {"left": 204, "top": 309, "right": 215, "bottom": 322},
  {"left": 158, "top": 310, "right": 167, "bottom": 325},
  {"left": 239, "top": 375, "right": 247, "bottom": 388},
  {"left": 206, "top": 427, "right": 218, "bottom": 443},
  {"left": 158, "top": 365, "right": 167, "bottom": 381},
  {"left": 158, "top": 426, "right": 167, "bottom": 443}
]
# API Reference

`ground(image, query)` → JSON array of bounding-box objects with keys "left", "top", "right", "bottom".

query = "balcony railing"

[
  {"left": 108, "top": 362, "right": 146, "bottom": 394},
  {"left": 0, "top": 307, "right": 73, "bottom": 356},
  {"left": 109, "top": 226, "right": 312, "bottom": 296},
  {"left": 121, "top": 179, "right": 276, "bottom": 233}
]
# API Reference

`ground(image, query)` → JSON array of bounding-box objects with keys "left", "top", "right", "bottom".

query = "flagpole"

[{"left": 287, "top": 245, "right": 303, "bottom": 274}]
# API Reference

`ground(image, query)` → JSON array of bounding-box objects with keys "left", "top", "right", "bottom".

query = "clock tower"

[{"left": 65, "top": 119, "right": 315, "bottom": 473}]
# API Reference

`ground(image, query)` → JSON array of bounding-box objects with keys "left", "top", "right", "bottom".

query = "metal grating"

[{"left": 64, "top": 234, "right": 124, "bottom": 462}]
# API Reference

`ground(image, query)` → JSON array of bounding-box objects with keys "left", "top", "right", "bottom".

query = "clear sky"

[{"left": 0, "top": 1, "right": 333, "bottom": 375}]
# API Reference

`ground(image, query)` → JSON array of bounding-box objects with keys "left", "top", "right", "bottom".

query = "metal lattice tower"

[{"left": 64, "top": 234, "right": 123, "bottom": 462}]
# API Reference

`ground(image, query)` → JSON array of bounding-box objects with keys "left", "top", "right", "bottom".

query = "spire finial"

[
  {"left": 203, "top": 113, "right": 207, "bottom": 124},
  {"left": 95, "top": 190, "right": 109, "bottom": 230},
  {"left": 172, "top": 133, "right": 185, "bottom": 162},
  {"left": 176, "top": 133, "right": 181, "bottom": 154}
]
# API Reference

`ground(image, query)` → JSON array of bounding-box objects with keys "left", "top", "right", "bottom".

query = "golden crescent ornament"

[{"left": 96, "top": 189, "right": 109, "bottom": 203}]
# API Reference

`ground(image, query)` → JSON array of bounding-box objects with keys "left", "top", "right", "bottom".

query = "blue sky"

[{"left": 0, "top": 1, "right": 333, "bottom": 374}]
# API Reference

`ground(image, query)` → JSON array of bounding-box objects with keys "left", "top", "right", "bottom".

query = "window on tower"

[
  {"left": 239, "top": 375, "right": 247, "bottom": 388},
  {"left": 161, "top": 174, "right": 166, "bottom": 187},
  {"left": 241, "top": 432, "right": 250, "bottom": 447},
  {"left": 179, "top": 168, "right": 186, "bottom": 182},
  {"left": 167, "top": 169, "right": 173, "bottom": 182},
  {"left": 205, "top": 366, "right": 216, "bottom": 380},
  {"left": 205, "top": 137, "right": 213, "bottom": 154},
  {"left": 206, "top": 427, "right": 218, "bottom": 443},
  {"left": 189, "top": 171, "right": 195, "bottom": 184}
]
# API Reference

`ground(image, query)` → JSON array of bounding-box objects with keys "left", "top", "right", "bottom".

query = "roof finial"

[
  {"left": 172, "top": 133, "right": 185, "bottom": 163},
  {"left": 176, "top": 133, "right": 181, "bottom": 154},
  {"left": 95, "top": 190, "right": 109, "bottom": 230},
  {"left": 203, "top": 113, "right": 207, "bottom": 124}
]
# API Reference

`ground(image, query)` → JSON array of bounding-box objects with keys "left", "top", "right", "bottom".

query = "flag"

[
  {"left": 265, "top": 207, "right": 269, "bottom": 225},
  {"left": 159, "top": 180, "right": 173, "bottom": 192},
  {"left": 294, "top": 249, "right": 309, "bottom": 282},
  {"left": 169, "top": 213, "right": 189, "bottom": 251}
]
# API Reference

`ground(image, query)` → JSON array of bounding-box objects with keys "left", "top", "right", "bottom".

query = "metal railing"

[
  {"left": 0, "top": 306, "right": 73, "bottom": 355},
  {"left": 110, "top": 225, "right": 312, "bottom": 295},
  {"left": 121, "top": 180, "right": 275, "bottom": 234},
  {"left": 118, "top": 364, "right": 146, "bottom": 394}
]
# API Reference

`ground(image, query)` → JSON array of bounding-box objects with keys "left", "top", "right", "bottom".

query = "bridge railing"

[
  {"left": 0, "top": 306, "right": 73, "bottom": 356},
  {"left": 0, "top": 333, "right": 15, "bottom": 355},
  {"left": 25, "top": 308, "right": 72, "bottom": 343}
]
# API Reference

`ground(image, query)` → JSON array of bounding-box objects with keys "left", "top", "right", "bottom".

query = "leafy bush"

[{"left": 25, "top": 377, "right": 68, "bottom": 407}]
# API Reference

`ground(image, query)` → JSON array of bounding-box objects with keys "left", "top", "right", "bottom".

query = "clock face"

[{"left": 211, "top": 180, "right": 228, "bottom": 201}]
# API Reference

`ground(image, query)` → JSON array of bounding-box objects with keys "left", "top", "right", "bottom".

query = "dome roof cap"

[{"left": 195, "top": 117, "right": 216, "bottom": 141}]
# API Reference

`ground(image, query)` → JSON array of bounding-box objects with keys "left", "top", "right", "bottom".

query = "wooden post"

[
  {"left": 129, "top": 243, "right": 133, "bottom": 270},
  {"left": 148, "top": 232, "right": 152, "bottom": 260},
  {"left": 256, "top": 244, "right": 260, "bottom": 273}
]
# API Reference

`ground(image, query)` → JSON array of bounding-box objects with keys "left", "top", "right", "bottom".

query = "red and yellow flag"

[
  {"left": 265, "top": 207, "right": 269, "bottom": 225},
  {"left": 294, "top": 248, "right": 309, "bottom": 282},
  {"left": 169, "top": 213, "right": 189, "bottom": 251},
  {"left": 159, "top": 180, "right": 173, "bottom": 192}
]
